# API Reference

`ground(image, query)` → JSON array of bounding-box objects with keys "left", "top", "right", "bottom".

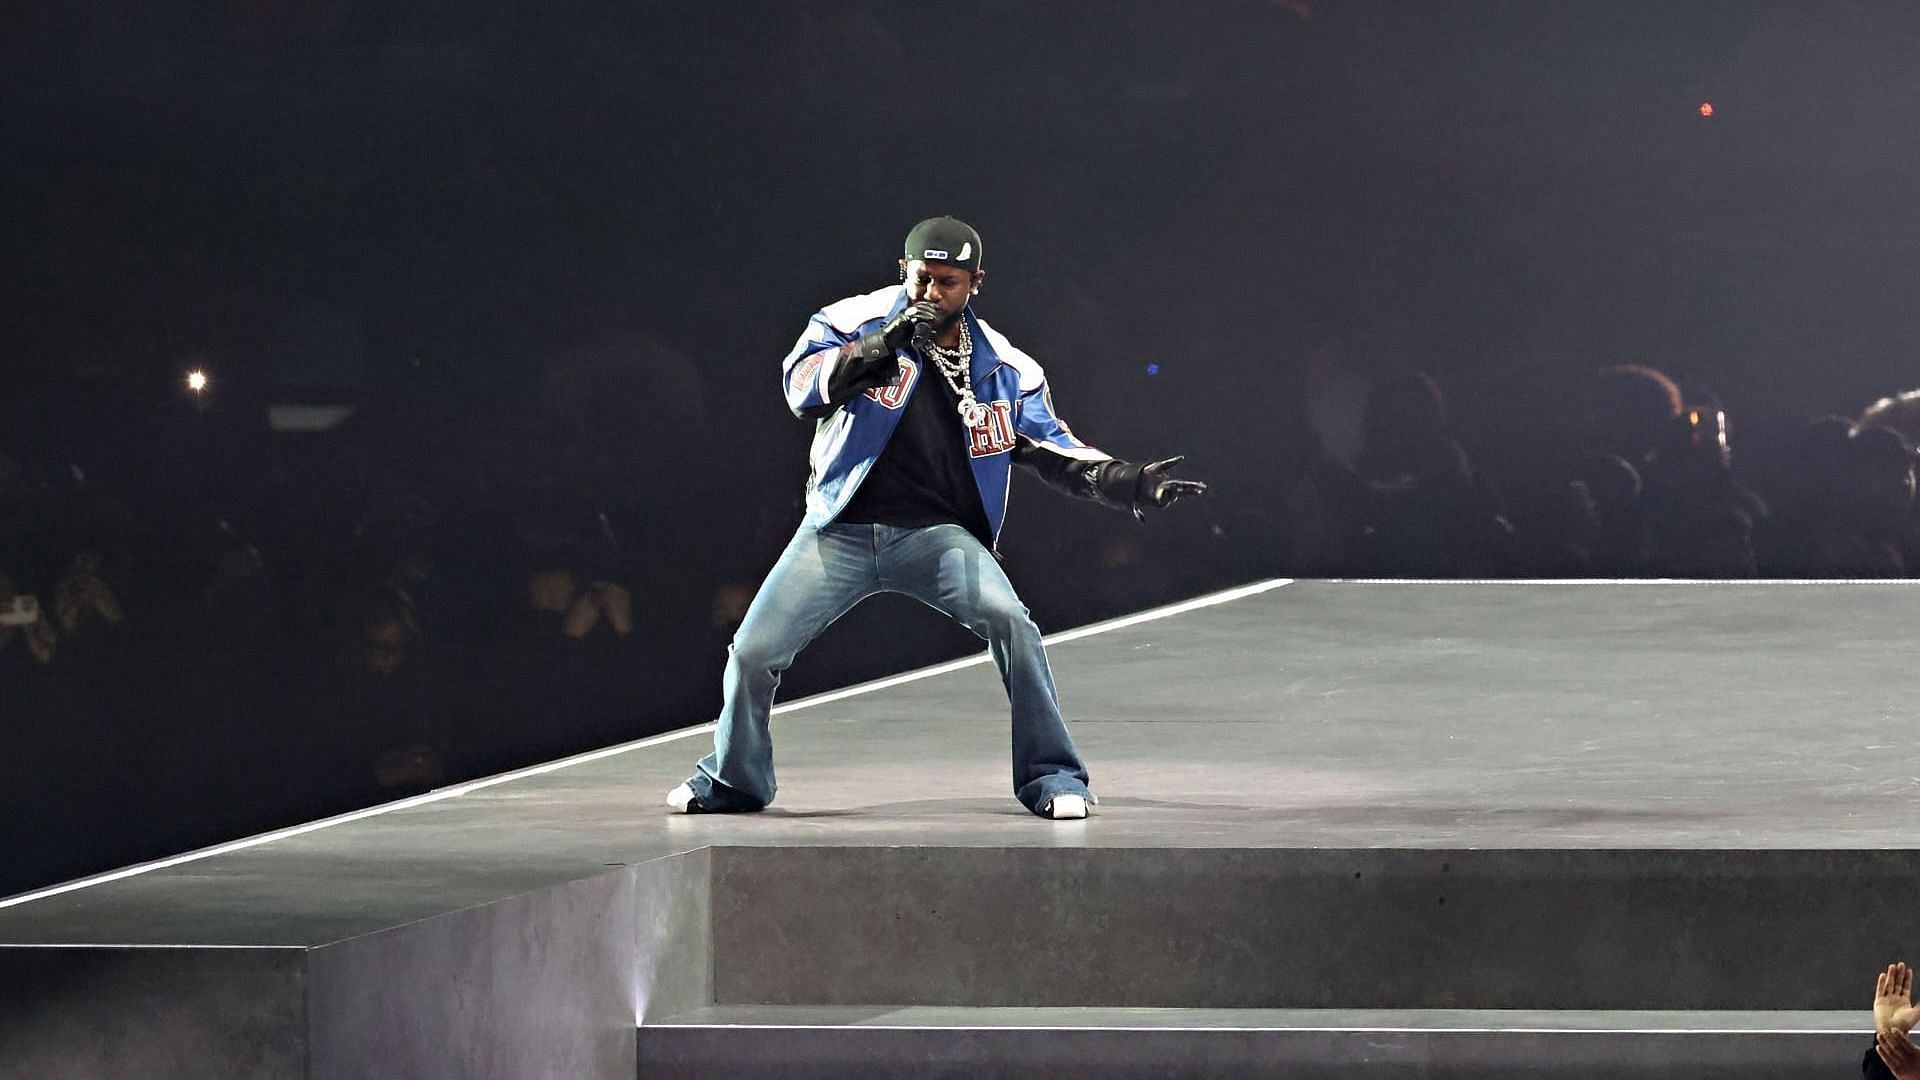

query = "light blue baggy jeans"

[{"left": 686, "top": 522, "right": 1093, "bottom": 815}]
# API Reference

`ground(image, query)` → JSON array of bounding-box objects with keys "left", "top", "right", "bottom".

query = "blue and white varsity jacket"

[{"left": 782, "top": 285, "right": 1113, "bottom": 547}]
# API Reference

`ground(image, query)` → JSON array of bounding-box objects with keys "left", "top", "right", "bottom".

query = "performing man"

[{"left": 668, "top": 216, "right": 1206, "bottom": 819}]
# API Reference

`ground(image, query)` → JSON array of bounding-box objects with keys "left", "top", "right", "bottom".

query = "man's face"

[{"left": 902, "top": 259, "right": 981, "bottom": 325}]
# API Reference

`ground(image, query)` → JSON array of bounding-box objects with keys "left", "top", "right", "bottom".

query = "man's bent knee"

[
  {"left": 972, "top": 599, "right": 1037, "bottom": 642},
  {"left": 728, "top": 635, "right": 794, "bottom": 675}
]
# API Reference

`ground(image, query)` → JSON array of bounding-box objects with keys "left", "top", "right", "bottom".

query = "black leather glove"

[
  {"left": 1089, "top": 455, "right": 1209, "bottom": 520},
  {"left": 825, "top": 301, "right": 942, "bottom": 407},
  {"left": 1138, "top": 456, "right": 1208, "bottom": 509},
  {"left": 880, "top": 300, "right": 943, "bottom": 351}
]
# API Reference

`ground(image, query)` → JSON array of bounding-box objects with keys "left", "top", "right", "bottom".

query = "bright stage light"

[
  {"left": 1698, "top": 102, "right": 1714, "bottom": 117},
  {"left": 186, "top": 370, "right": 209, "bottom": 393}
]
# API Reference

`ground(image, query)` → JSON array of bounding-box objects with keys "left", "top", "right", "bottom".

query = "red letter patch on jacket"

[
  {"left": 968, "top": 401, "right": 1016, "bottom": 458},
  {"left": 863, "top": 358, "right": 918, "bottom": 410},
  {"left": 789, "top": 350, "right": 827, "bottom": 396}
]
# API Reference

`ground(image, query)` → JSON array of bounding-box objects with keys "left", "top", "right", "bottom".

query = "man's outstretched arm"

[
  {"left": 1016, "top": 444, "right": 1208, "bottom": 520},
  {"left": 1010, "top": 381, "right": 1207, "bottom": 519}
]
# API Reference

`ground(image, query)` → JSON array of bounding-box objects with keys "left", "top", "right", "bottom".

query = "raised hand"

[
  {"left": 1880, "top": 963, "right": 1920, "bottom": 1035},
  {"left": 590, "top": 582, "right": 634, "bottom": 637},
  {"left": 881, "top": 301, "right": 943, "bottom": 350}
]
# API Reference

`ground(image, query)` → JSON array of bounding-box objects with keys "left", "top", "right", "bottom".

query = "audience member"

[
  {"left": 477, "top": 554, "right": 648, "bottom": 770},
  {"left": 203, "top": 521, "right": 273, "bottom": 646},
  {"left": 1859, "top": 390, "right": 1920, "bottom": 449},
  {"left": 1301, "top": 369, "right": 1520, "bottom": 576},
  {"left": 1870, "top": 961, "right": 1920, "bottom": 1079},
  {"left": 1570, "top": 452, "right": 1647, "bottom": 575},
  {"left": 1805, "top": 426, "right": 1918, "bottom": 577},
  {"left": 294, "top": 585, "right": 452, "bottom": 807},
  {"left": 1571, "top": 366, "right": 1766, "bottom": 577},
  {"left": 1761, "top": 416, "right": 1856, "bottom": 575},
  {"left": 0, "top": 574, "right": 57, "bottom": 667},
  {"left": 52, "top": 551, "right": 125, "bottom": 637}
]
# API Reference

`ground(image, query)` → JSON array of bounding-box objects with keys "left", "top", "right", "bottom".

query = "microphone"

[{"left": 911, "top": 316, "right": 935, "bottom": 351}]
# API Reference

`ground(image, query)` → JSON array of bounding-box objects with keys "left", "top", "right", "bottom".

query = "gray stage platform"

[{"left": 3, "top": 580, "right": 1917, "bottom": 1079}]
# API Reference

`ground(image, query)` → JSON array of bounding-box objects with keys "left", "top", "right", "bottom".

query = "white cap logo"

[{"left": 919, "top": 242, "right": 973, "bottom": 263}]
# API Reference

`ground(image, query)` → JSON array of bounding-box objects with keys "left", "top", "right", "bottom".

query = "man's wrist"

[{"left": 852, "top": 329, "right": 895, "bottom": 361}]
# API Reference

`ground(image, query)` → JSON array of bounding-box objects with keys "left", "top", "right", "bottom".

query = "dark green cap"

[{"left": 903, "top": 216, "right": 983, "bottom": 272}]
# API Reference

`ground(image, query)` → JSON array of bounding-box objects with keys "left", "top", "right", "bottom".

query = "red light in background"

[{"left": 1698, "top": 101, "right": 1714, "bottom": 117}]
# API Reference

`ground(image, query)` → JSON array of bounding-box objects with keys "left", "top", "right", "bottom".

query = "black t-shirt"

[{"left": 837, "top": 352, "right": 993, "bottom": 545}]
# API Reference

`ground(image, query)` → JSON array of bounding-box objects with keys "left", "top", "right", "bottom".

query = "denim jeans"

[{"left": 687, "top": 522, "right": 1092, "bottom": 815}]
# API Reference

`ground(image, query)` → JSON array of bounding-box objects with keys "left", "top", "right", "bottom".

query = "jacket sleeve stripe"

[
  {"left": 783, "top": 316, "right": 853, "bottom": 415},
  {"left": 1015, "top": 382, "right": 1109, "bottom": 460}
]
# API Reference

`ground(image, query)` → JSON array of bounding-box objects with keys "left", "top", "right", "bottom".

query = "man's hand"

[
  {"left": 589, "top": 582, "right": 634, "bottom": 637},
  {"left": 881, "top": 301, "right": 943, "bottom": 350},
  {"left": 1087, "top": 456, "right": 1210, "bottom": 519},
  {"left": 825, "top": 302, "right": 941, "bottom": 412},
  {"left": 1879, "top": 1029, "right": 1920, "bottom": 1080},
  {"left": 1879, "top": 963, "right": 1920, "bottom": 1035},
  {"left": 562, "top": 590, "right": 602, "bottom": 639},
  {"left": 22, "top": 610, "right": 55, "bottom": 664},
  {"left": 1137, "top": 456, "right": 1208, "bottom": 510}
]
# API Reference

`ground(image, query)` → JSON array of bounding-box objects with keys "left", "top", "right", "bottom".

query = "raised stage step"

[
  {"left": 707, "top": 845, "right": 1920, "bottom": 1011},
  {"left": 638, "top": 1006, "right": 1869, "bottom": 1079}
]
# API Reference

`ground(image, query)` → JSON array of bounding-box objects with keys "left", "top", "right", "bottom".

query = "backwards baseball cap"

[{"left": 903, "top": 216, "right": 983, "bottom": 273}]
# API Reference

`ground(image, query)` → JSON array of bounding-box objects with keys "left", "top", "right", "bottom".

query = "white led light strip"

[
  {"left": 1340, "top": 578, "right": 1920, "bottom": 585},
  {"left": 685, "top": 1022, "right": 1861, "bottom": 1035}
]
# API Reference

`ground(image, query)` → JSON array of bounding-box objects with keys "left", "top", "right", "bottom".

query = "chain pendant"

[{"left": 925, "top": 318, "right": 985, "bottom": 430}]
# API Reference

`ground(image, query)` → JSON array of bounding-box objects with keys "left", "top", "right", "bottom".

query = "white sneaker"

[
  {"left": 666, "top": 783, "right": 697, "bottom": 813},
  {"left": 1044, "top": 794, "right": 1088, "bottom": 820}
]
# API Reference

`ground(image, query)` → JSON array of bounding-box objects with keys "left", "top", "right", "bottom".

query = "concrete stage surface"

[{"left": 3, "top": 579, "right": 1917, "bottom": 1079}]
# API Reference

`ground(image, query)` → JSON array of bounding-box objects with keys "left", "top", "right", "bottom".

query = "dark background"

[{"left": 5, "top": 1, "right": 1919, "bottom": 896}]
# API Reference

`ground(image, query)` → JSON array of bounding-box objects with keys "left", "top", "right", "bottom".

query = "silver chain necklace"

[{"left": 922, "top": 317, "right": 988, "bottom": 427}]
